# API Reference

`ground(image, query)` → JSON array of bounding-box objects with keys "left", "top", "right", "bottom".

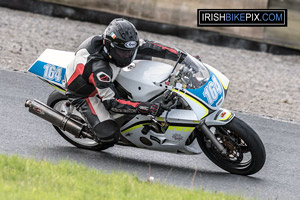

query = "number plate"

[
  {"left": 187, "top": 74, "right": 224, "bottom": 108},
  {"left": 28, "top": 60, "right": 66, "bottom": 87}
]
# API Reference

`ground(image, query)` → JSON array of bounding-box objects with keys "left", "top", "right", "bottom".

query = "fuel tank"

[{"left": 116, "top": 60, "right": 173, "bottom": 101}]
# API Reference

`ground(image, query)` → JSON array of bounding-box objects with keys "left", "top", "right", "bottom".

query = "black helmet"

[{"left": 103, "top": 18, "right": 139, "bottom": 67}]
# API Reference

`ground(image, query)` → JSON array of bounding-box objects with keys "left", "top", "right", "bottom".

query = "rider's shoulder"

[
  {"left": 76, "top": 35, "right": 104, "bottom": 55},
  {"left": 91, "top": 59, "right": 111, "bottom": 73}
]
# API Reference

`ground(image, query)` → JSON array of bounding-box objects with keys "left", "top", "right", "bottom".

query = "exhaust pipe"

[{"left": 25, "top": 99, "right": 93, "bottom": 139}]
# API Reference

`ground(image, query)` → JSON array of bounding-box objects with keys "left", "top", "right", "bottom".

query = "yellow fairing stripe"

[
  {"left": 173, "top": 89, "right": 209, "bottom": 119},
  {"left": 121, "top": 123, "right": 149, "bottom": 134},
  {"left": 168, "top": 126, "right": 194, "bottom": 132},
  {"left": 216, "top": 75, "right": 229, "bottom": 90},
  {"left": 48, "top": 83, "right": 66, "bottom": 93}
]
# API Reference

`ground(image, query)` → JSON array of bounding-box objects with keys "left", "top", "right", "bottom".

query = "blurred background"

[
  {"left": 39, "top": 0, "right": 300, "bottom": 52},
  {"left": 0, "top": 1, "right": 299, "bottom": 127}
]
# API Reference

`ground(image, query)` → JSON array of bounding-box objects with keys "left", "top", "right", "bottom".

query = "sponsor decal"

[
  {"left": 124, "top": 41, "right": 137, "bottom": 48},
  {"left": 97, "top": 72, "right": 111, "bottom": 82},
  {"left": 217, "top": 110, "right": 233, "bottom": 121},
  {"left": 197, "top": 9, "right": 287, "bottom": 26},
  {"left": 110, "top": 32, "right": 116, "bottom": 39},
  {"left": 138, "top": 106, "right": 149, "bottom": 111},
  {"left": 172, "top": 133, "right": 183, "bottom": 141},
  {"left": 220, "top": 112, "right": 226, "bottom": 118},
  {"left": 33, "top": 107, "right": 45, "bottom": 115},
  {"left": 152, "top": 43, "right": 178, "bottom": 54}
]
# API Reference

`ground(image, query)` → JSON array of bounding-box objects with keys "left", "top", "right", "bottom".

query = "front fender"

[{"left": 204, "top": 108, "right": 235, "bottom": 126}]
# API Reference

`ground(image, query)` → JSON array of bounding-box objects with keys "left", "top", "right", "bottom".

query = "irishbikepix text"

[{"left": 197, "top": 9, "right": 287, "bottom": 26}]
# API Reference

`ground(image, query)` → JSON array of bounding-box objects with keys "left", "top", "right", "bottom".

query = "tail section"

[{"left": 28, "top": 49, "right": 75, "bottom": 92}]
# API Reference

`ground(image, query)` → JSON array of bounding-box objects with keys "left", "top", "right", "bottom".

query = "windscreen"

[{"left": 168, "top": 53, "right": 210, "bottom": 89}]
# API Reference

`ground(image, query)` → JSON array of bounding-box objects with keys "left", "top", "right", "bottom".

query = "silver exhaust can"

[{"left": 25, "top": 99, "right": 92, "bottom": 139}]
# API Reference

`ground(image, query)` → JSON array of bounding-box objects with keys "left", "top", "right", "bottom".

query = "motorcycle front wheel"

[{"left": 197, "top": 117, "right": 266, "bottom": 175}]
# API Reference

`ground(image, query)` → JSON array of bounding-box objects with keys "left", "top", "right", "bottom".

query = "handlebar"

[{"left": 151, "top": 98, "right": 178, "bottom": 125}]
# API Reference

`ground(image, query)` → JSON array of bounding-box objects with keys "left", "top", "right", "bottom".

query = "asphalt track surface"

[{"left": 1, "top": 69, "right": 300, "bottom": 200}]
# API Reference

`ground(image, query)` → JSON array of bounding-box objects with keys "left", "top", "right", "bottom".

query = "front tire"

[
  {"left": 197, "top": 117, "right": 266, "bottom": 175},
  {"left": 47, "top": 90, "right": 110, "bottom": 151}
]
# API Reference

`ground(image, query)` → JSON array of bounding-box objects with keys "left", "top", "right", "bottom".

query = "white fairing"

[
  {"left": 205, "top": 108, "right": 235, "bottom": 126},
  {"left": 28, "top": 49, "right": 74, "bottom": 89},
  {"left": 119, "top": 110, "right": 202, "bottom": 153},
  {"left": 36, "top": 49, "right": 74, "bottom": 68},
  {"left": 116, "top": 60, "right": 173, "bottom": 101}
]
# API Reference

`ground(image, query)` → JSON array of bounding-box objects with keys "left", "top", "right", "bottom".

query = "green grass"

[{"left": 0, "top": 154, "right": 247, "bottom": 200}]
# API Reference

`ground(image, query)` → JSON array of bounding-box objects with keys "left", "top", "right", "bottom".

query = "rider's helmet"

[{"left": 103, "top": 18, "right": 139, "bottom": 67}]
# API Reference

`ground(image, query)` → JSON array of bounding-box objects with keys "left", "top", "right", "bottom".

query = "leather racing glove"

[{"left": 137, "top": 102, "right": 164, "bottom": 117}]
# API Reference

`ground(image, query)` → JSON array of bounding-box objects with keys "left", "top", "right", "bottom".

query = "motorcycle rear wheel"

[
  {"left": 47, "top": 90, "right": 111, "bottom": 151},
  {"left": 197, "top": 117, "right": 266, "bottom": 175}
]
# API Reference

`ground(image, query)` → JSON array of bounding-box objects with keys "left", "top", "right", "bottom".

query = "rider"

[{"left": 65, "top": 18, "right": 186, "bottom": 147}]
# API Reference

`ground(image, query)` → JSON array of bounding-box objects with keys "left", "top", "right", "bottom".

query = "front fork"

[{"left": 197, "top": 108, "right": 235, "bottom": 155}]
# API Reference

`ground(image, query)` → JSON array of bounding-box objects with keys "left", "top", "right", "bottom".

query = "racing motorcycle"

[{"left": 25, "top": 49, "right": 266, "bottom": 175}]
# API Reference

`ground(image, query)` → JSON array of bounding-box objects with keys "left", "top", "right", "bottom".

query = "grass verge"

[{"left": 0, "top": 154, "right": 247, "bottom": 200}]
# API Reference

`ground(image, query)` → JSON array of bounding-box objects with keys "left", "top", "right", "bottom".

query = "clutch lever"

[{"left": 150, "top": 97, "right": 178, "bottom": 126}]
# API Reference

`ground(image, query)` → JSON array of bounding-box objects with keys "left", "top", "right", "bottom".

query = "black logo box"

[{"left": 197, "top": 9, "right": 287, "bottom": 27}]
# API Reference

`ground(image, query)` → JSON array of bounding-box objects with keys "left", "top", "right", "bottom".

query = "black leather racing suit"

[{"left": 65, "top": 35, "right": 183, "bottom": 144}]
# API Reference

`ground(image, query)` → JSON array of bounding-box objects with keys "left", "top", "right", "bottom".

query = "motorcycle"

[{"left": 25, "top": 49, "right": 266, "bottom": 175}]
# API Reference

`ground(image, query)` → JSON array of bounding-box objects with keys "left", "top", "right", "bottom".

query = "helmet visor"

[
  {"left": 110, "top": 46, "right": 137, "bottom": 67},
  {"left": 115, "top": 48, "right": 136, "bottom": 59}
]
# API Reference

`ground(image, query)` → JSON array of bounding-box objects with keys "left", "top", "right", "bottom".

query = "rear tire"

[
  {"left": 47, "top": 90, "right": 111, "bottom": 151},
  {"left": 197, "top": 117, "right": 266, "bottom": 175}
]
